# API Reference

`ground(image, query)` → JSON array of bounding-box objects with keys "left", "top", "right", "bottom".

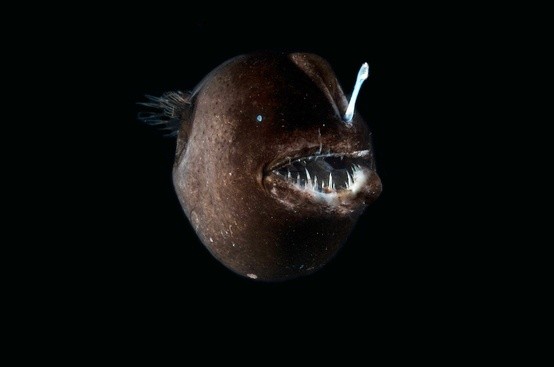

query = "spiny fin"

[{"left": 137, "top": 91, "right": 192, "bottom": 137}]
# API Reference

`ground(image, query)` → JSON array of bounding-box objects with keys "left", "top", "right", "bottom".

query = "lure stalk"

[{"left": 344, "top": 62, "right": 369, "bottom": 123}]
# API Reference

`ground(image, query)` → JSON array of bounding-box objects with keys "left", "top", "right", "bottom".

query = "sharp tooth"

[
  {"left": 347, "top": 171, "right": 353, "bottom": 188},
  {"left": 328, "top": 173, "right": 333, "bottom": 190},
  {"left": 305, "top": 168, "right": 311, "bottom": 182},
  {"left": 333, "top": 182, "right": 336, "bottom": 190},
  {"left": 313, "top": 176, "right": 318, "bottom": 191},
  {"left": 287, "top": 169, "right": 291, "bottom": 180}
]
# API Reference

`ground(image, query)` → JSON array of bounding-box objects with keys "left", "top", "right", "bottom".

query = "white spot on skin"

[
  {"left": 247, "top": 274, "right": 257, "bottom": 279},
  {"left": 190, "top": 211, "right": 200, "bottom": 230},
  {"left": 209, "top": 237, "right": 213, "bottom": 243},
  {"left": 229, "top": 172, "right": 232, "bottom": 176}
]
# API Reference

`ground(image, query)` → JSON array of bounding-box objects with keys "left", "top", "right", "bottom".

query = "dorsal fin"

[{"left": 138, "top": 91, "right": 192, "bottom": 137}]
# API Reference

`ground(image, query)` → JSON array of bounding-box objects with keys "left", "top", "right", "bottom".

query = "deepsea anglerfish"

[{"left": 139, "top": 51, "right": 382, "bottom": 281}]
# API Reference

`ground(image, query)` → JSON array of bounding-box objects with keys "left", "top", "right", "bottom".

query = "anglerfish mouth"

[{"left": 264, "top": 150, "right": 380, "bottom": 209}]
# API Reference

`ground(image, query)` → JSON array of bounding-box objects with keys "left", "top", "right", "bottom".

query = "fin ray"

[{"left": 137, "top": 91, "right": 192, "bottom": 137}]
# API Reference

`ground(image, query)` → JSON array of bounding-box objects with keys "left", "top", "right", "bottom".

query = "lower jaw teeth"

[{"left": 276, "top": 164, "right": 364, "bottom": 193}]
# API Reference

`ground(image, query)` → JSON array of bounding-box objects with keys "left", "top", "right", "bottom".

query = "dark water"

[{"left": 51, "top": 10, "right": 480, "bottom": 336}]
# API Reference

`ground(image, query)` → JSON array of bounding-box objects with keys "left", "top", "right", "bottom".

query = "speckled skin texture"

[{"left": 173, "top": 52, "right": 381, "bottom": 281}]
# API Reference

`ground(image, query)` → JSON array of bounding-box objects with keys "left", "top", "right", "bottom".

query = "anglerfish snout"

[{"left": 263, "top": 149, "right": 382, "bottom": 215}]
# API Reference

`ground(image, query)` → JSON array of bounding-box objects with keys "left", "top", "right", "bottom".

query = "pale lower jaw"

[{"left": 268, "top": 167, "right": 372, "bottom": 209}]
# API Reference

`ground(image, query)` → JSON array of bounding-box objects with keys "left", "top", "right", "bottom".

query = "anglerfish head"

[{"left": 140, "top": 51, "right": 382, "bottom": 281}]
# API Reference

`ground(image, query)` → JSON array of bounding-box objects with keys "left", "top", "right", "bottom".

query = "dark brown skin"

[{"left": 166, "top": 51, "right": 382, "bottom": 281}]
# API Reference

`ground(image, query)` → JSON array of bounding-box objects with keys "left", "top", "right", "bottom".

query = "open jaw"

[{"left": 264, "top": 150, "right": 374, "bottom": 208}]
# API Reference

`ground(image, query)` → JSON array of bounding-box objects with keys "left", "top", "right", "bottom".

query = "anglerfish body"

[{"left": 140, "top": 51, "right": 382, "bottom": 281}]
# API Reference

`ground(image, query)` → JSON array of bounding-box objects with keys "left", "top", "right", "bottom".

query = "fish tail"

[{"left": 137, "top": 91, "right": 192, "bottom": 137}]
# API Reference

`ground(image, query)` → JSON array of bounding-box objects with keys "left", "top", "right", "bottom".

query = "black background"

[
  {"left": 10, "top": 5, "right": 530, "bottom": 356},
  {"left": 69, "top": 10, "right": 474, "bottom": 328}
]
